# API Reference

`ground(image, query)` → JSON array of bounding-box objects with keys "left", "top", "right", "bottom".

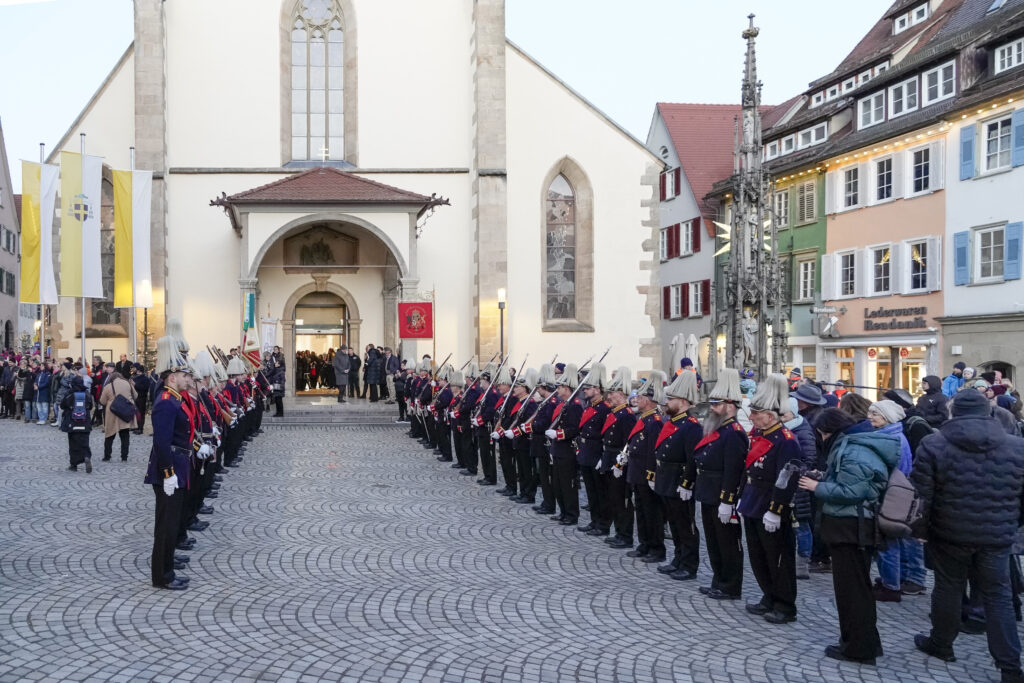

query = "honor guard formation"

[
  {"left": 398, "top": 353, "right": 1024, "bottom": 680},
  {"left": 146, "top": 319, "right": 270, "bottom": 591}
]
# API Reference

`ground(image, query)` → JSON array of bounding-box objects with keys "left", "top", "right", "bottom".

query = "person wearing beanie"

[
  {"left": 942, "top": 362, "right": 967, "bottom": 397},
  {"left": 984, "top": 384, "right": 1023, "bottom": 436},
  {"left": 911, "top": 390, "right": 1024, "bottom": 680},
  {"left": 883, "top": 388, "right": 935, "bottom": 456},
  {"left": 60, "top": 375, "right": 94, "bottom": 473},
  {"left": 739, "top": 374, "right": 804, "bottom": 625},
  {"left": 684, "top": 368, "right": 748, "bottom": 600},
  {"left": 916, "top": 375, "right": 950, "bottom": 428},
  {"left": 867, "top": 400, "right": 926, "bottom": 600},
  {"left": 799, "top": 408, "right": 899, "bottom": 665}
]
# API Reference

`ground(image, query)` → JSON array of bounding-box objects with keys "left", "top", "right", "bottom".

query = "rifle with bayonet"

[
  {"left": 549, "top": 346, "right": 611, "bottom": 430},
  {"left": 509, "top": 353, "right": 558, "bottom": 429}
]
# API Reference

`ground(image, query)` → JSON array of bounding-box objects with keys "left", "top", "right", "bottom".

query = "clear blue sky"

[{"left": 0, "top": 0, "right": 893, "bottom": 187}]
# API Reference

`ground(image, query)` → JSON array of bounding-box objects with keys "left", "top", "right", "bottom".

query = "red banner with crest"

[{"left": 398, "top": 302, "right": 433, "bottom": 339}]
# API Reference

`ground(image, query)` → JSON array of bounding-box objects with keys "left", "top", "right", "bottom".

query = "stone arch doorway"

[
  {"left": 281, "top": 280, "right": 362, "bottom": 398},
  {"left": 293, "top": 291, "right": 347, "bottom": 393}
]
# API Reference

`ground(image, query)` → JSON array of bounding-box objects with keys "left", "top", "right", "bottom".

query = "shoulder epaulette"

[
  {"left": 731, "top": 422, "right": 744, "bottom": 432},
  {"left": 782, "top": 428, "right": 794, "bottom": 440},
  {"left": 161, "top": 391, "right": 170, "bottom": 400}
]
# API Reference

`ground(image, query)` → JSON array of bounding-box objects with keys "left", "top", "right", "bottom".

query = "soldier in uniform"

[
  {"left": 501, "top": 368, "right": 538, "bottom": 504},
  {"left": 683, "top": 368, "right": 748, "bottom": 600},
  {"left": 417, "top": 362, "right": 438, "bottom": 452},
  {"left": 546, "top": 364, "right": 584, "bottom": 526},
  {"left": 625, "top": 372, "right": 667, "bottom": 563},
  {"left": 576, "top": 363, "right": 611, "bottom": 535},
  {"left": 652, "top": 370, "right": 703, "bottom": 580},
  {"left": 447, "top": 370, "right": 468, "bottom": 472},
  {"left": 739, "top": 374, "right": 804, "bottom": 624},
  {"left": 432, "top": 365, "right": 456, "bottom": 466},
  {"left": 472, "top": 363, "right": 502, "bottom": 488},
  {"left": 487, "top": 368, "right": 516, "bottom": 497},
  {"left": 524, "top": 364, "right": 559, "bottom": 516},
  {"left": 603, "top": 367, "right": 637, "bottom": 548},
  {"left": 145, "top": 336, "right": 195, "bottom": 590}
]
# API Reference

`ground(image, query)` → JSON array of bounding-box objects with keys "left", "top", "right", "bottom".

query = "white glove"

[
  {"left": 430, "top": 381, "right": 437, "bottom": 388},
  {"left": 612, "top": 466, "right": 623, "bottom": 478},
  {"left": 490, "top": 431, "right": 501, "bottom": 440},
  {"left": 594, "top": 462, "right": 601, "bottom": 471},
  {"left": 763, "top": 511, "right": 781, "bottom": 533},
  {"left": 503, "top": 430, "right": 514, "bottom": 439},
  {"left": 718, "top": 503, "right": 734, "bottom": 525},
  {"left": 163, "top": 474, "right": 178, "bottom": 497},
  {"left": 647, "top": 480, "right": 655, "bottom": 491},
  {"left": 615, "top": 452, "right": 627, "bottom": 466},
  {"left": 678, "top": 486, "right": 692, "bottom": 501},
  {"left": 197, "top": 444, "right": 214, "bottom": 460},
  {"left": 545, "top": 429, "right": 557, "bottom": 440},
  {"left": 212, "top": 426, "right": 221, "bottom": 437}
]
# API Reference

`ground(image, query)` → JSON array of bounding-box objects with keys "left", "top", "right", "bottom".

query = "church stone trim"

[
  {"left": 540, "top": 157, "right": 594, "bottom": 333},
  {"left": 279, "top": 0, "right": 359, "bottom": 166},
  {"left": 638, "top": 162, "right": 663, "bottom": 365},
  {"left": 245, "top": 211, "right": 411, "bottom": 282}
]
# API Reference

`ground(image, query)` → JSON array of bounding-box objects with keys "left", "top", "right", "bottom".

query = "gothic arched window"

[
  {"left": 290, "top": 0, "right": 345, "bottom": 161},
  {"left": 545, "top": 174, "right": 577, "bottom": 320}
]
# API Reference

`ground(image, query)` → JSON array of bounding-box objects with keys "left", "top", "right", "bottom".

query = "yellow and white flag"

[
  {"left": 59, "top": 151, "right": 104, "bottom": 298},
  {"left": 19, "top": 161, "right": 59, "bottom": 304},
  {"left": 113, "top": 169, "right": 153, "bottom": 308}
]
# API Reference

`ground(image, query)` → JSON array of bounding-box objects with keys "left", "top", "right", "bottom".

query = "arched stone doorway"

[
  {"left": 281, "top": 280, "right": 362, "bottom": 398},
  {"left": 292, "top": 291, "right": 347, "bottom": 394}
]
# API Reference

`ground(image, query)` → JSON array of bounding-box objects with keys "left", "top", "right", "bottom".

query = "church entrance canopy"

[{"left": 211, "top": 167, "right": 448, "bottom": 396}]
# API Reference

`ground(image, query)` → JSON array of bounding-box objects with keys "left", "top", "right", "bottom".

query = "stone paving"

[{"left": 0, "top": 417, "right": 1013, "bottom": 682}]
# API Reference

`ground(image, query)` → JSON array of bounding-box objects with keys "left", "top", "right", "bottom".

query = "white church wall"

[
  {"left": 164, "top": 1, "right": 282, "bottom": 167},
  {"left": 505, "top": 46, "right": 658, "bottom": 372},
  {"left": 355, "top": 0, "right": 474, "bottom": 169}
]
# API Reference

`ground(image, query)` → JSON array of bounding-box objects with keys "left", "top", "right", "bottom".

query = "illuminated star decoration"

[{"left": 712, "top": 219, "right": 772, "bottom": 257}]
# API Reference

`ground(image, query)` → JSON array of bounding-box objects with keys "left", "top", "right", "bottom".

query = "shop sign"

[
  {"left": 900, "top": 347, "right": 910, "bottom": 358},
  {"left": 867, "top": 348, "right": 877, "bottom": 359},
  {"left": 812, "top": 306, "right": 838, "bottom": 314},
  {"left": 863, "top": 305, "right": 928, "bottom": 331}
]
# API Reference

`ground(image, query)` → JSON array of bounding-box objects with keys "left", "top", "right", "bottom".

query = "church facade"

[{"left": 46, "top": 0, "right": 662, "bottom": 389}]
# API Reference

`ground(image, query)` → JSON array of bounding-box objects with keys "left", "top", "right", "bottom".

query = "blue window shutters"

[
  {"left": 1005, "top": 222, "right": 1022, "bottom": 281},
  {"left": 960, "top": 125, "right": 976, "bottom": 180},
  {"left": 953, "top": 231, "right": 969, "bottom": 286}
]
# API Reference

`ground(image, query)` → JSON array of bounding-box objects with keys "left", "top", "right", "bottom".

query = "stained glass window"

[
  {"left": 545, "top": 174, "right": 576, "bottom": 320},
  {"left": 292, "top": 0, "right": 344, "bottom": 161}
]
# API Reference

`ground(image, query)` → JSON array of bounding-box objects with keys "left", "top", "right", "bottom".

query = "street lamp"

[{"left": 497, "top": 288, "right": 507, "bottom": 359}]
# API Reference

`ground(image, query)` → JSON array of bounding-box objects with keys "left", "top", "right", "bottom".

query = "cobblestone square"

[{"left": 0, "top": 419, "right": 1012, "bottom": 682}]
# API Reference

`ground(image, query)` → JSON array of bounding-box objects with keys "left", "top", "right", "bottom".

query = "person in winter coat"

[
  {"left": 867, "top": 400, "right": 926, "bottom": 601},
  {"left": 911, "top": 390, "right": 1024, "bottom": 682},
  {"left": 942, "top": 362, "right": 967, "bottom": 397},
  {"left": 347, "top": 349, "right": 361, "bottom": 398},
  {"left": 52, "top": 362, "right": 74, "bottom": 427},
  {"left": 916, "top": 375, "right": 949, "bottom": 428},
  {"left": 131, "top": 364, "right": 152, "bottom": 433},
  {"left": 364, "top": 347, "right": 383, "bottom": 402},
  {"left": 333, "top": 345, "right": 351, "bottom": 404},
  {"left": 34, "top": 361, "right": 52, "bottom": 425},
  {"left": 20, "top": 362, "right": 36, "bottom": 422},
  {"left": 61, "top": 376, "right": 94, "bottom": 473},
  {"left": 799, "top": 408, "right": 899, "bottom": 665},
  {"left": 0, "top": 359, "right": 14, "bottom": 418},
  {"left": 782, "top": 397, "right": 819, "bottom": 580},
  {"left": 99, "top": 368, "right": 138, "bottom": 461},
  {"left": 883, "top": 388, "right": 934, "bottom": 455}
]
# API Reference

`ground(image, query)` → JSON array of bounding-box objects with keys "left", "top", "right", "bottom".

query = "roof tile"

[{"left": 223, "top": 167, "right": 433, "bottom": 204}]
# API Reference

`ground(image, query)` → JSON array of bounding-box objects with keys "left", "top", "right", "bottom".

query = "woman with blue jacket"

[{"left": 799, "top": 408, "right": 900, "bottom": 665}]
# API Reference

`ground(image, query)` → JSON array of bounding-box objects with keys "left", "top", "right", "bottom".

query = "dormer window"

[
  {"left": 995, "top": 38, "right": 1024, "bottom": 75},
  {"left": 765, "top": 141, "right": 780, "bottom": 160},
  {"left": 859, "top": 70, "right": 873, "bottom": 84},
  {"left": 894, "top": 4, "right": 929, "bottom": 34},
  {"left": 874, "top": 62, "right": 890, "bottom": 76},
  {"left": 827, "top": 85, "right": 840, "bottom": 101},
  {"left": 811, "top": 92, "right": 825, "bottom": 108},
  {"left": 842, "top": 78, "right": 857, "bottom": 93}
]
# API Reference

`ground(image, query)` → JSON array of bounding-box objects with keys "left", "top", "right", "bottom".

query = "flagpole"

[
  {"left": 431, "top": 285, "right": 436, "bottom": 367},
  {"left": 38, "top": 143, "right": 46, "bottom": 360},
  {"left": 79, "top": 134, "right": 87, "bottom": 365},
  {"left": 129, "top": 146, "right": 137, "bottom": 362}
]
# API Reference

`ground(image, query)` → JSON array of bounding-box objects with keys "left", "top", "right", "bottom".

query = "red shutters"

[
  {"left": 673, "top": 168, "right": 682, "bottom": 196},
  {"left": 662, "top": 286, "right": 671, "bottom": 319},
  {"left": 680, "top": 283, "right": 689, "bottom": 319},
  {"left": 659, "top": 174, "right": 667, "bottom": 201},
  {"left": 664, "top": 224, "right": 682, "bottom": 259},
  {"left": 691, "top": 217, "right": 701, "bottom": 253},
  {"left": 701, "top": 279, "right": 711, "bottom": 315}
]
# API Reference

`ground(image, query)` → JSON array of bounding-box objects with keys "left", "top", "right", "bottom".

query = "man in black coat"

[
  {"left": 916, "top": 375, "right": 949, "bottom": 428},
  {"left": 911, "top": 390, "right": 1024, "bottom": 681},
  {"left": 333, "top": 345, "right": 350, "bottom": 403}
]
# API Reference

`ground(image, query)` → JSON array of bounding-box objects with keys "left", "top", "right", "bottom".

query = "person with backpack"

[
  {"left": 799, "top": 408, "right": 900, "bottom": 665},
  {"left": 911, "top": 390, "right": 1024, "bottom": 682},
  {"left": 867, "top": 400, "right": 927, "bottom": 600},
  {"left": 61, "top": 375, "right": 94, "bottom": 473}
]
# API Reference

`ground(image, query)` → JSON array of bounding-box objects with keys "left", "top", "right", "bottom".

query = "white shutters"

[
  {"left": 821, "top": 252, "right": 835, "bottom": 300},
  {"left": 926, "top": 235, "right": 942, "bottom": 291}
]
